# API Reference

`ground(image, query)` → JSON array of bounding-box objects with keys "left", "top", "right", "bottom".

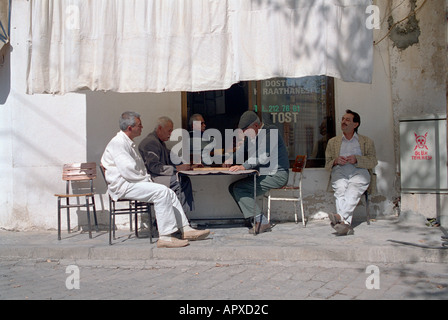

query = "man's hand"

[
  {"left": 228, "top": 165, "right": 246, "bottom": 172},
  {"left": 176, "top": 164, "right": 192, "bottom": 171},
  {"left": 345, "top": 155, "right": 357, "bottom": 165},
  {"left": 334, "top": 155, "right": 357, "bottom": 166}
]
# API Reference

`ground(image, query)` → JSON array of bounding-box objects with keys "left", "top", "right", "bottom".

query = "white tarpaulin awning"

[{"left": 26, "top": 0, "right": 373, "bottom": 95}]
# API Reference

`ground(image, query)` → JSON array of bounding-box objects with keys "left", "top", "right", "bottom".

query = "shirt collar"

[
  {"left": 342, "top": 132, "right": 359, "bottom": 142},
  {"left": 119, "top": 130, "right": 135, "bottom": 147}
]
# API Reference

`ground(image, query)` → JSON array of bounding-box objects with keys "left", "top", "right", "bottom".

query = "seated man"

[
  {"left": 138, "top": 116, "right": 195, "bottom": 212},
  {"left": 226, "top": 111, "right": 290, "bottom": 234},
  {"left": 325, "top": 109, "right": 378, "bottom": 236},
  {"left": 101, "top": 111, "right": 209, "bottom": 248}
]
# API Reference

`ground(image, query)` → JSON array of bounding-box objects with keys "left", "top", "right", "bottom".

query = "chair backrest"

[
  {"left": 99, "top": 164, "right": 108, "bottom": 184},
  {"left": 292, "top": 155, "right": 306, "bottom": 173},
  {"left": 62, "top": 162, "right": 97, "bottom": 181}
]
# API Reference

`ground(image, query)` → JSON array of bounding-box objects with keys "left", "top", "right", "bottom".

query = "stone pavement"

[{"left": 1, "top": 217, "right": 448, "bottom": 302}]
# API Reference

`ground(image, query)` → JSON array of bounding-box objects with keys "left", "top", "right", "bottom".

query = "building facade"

[{"left": 0, "top": 0, "right": 447, "bottom": 230}]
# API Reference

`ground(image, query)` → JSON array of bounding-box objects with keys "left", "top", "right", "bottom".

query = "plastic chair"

[
  {"left": 100, "top": 165, "right": 154, "bottom": 245},
  {"left": 55, "top": 162, "right": 99, "bottom": 240},
  {"left": 265, "top": 155, "right": 307, "bottom": 226}
]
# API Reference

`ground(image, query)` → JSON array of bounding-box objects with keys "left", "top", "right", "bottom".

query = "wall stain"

[{"left": 388, "top": 0, "right": 421, "bottom": 49}]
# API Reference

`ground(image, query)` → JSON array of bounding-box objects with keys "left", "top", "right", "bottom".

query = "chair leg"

[
  {"left": 300, "top": 191, "right": 306, "bottom": 227},
  {"left": 135, "top": 212, "right": 139, "bottom": 238},
  {"left": 91, "top": 195, "right": 99, "bottom": 232},
  {"left": 267, "top": 193, "right": 272, "bottom": 223},
  {"left": 293, "top": 200, "right": 298, "bottom": 224},
  {"left": 66, "top": 198, "right": 71, "bottom": 233},
  {"left": 113, "top": 214, "right": 116, "bottom": 239},
  {"left": 148, "top": 204, "right": 153, "bottom": 244},
  {"left": 85, "top": 196, "right": 92, "bottom": 239},
  {"left": 109, "top": 213, "right": 113, "bottom": 245},
  {"left": 57, "top": 198, "right": 62, "bottom": 240},
  {"left": 129, "top": 201, "right": 133, "bottom": 232},
  {"left": 300, "top": 201, "right": 306, "bottom": 227}
]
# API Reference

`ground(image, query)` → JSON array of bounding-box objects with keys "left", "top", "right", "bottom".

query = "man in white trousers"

[
  {"left": 325, "top": 110, "right": 377, "bottom": 236},
  {"left": 101, "top": 111, "right": 209, "bottom": 248}
]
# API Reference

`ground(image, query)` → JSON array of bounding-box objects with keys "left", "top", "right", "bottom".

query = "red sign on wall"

[{"left": 412, "top": 132, "right": 432, "bottom": 160}]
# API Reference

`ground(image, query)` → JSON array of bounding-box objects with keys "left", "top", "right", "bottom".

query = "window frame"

[{"left": 181, "top": 77, "right": 335, "bottom": 168}]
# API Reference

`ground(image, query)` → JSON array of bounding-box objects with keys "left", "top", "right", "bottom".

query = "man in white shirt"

[
  {"left": 325, "top": 110, "right": 378, "bottom": 235},
  {"left": 101, "top": 111, "right": 209, "bottom": 248}
]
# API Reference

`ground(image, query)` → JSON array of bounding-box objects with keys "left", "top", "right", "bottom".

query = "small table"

[{"left": 178, "top": 168, "right": 261, "bottom": 234}]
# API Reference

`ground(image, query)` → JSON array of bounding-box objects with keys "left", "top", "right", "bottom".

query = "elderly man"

[
  {"left": 325, "top": 109, "right": 378, "bottom": 236},
  {"left": 138, "top": 116, "right": 196, "bottom": 213},
  {"left": 101, "top": 112, "right": 209, "bottom": 248},
  {"left": 227, "top": 111, "right": 290, "bottom": 234}
]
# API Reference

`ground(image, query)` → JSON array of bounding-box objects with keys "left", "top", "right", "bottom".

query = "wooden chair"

[
  {"left": 55, "top": 162, "right": 99, "bottom": 240},
  {"left": 100, "top": 165, "right": 154, "bottom": 245},
  {"left": 265, "top": 155, "right": 307, "bottom": 226}
]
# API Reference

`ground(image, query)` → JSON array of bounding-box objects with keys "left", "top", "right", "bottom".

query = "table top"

[{"left": 178, "top": 167, "right": 258, "bottom": 176}]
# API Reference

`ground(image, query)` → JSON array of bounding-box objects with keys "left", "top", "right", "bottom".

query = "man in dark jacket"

[
  {"left": 138, "top": 116, "right": 195, "bottom": 212},
  {"left": 227, "top": 111, "right": 290, "bottom": 234}
]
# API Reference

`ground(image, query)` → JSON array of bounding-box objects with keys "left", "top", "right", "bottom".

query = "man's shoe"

[
  {"left": 327, "top": 213, "right": 342, "bottom": 227},
  {"left": 249, "top": 223, "right": 272, "bottom": 234},
  {"left": 182, "top": 229, "right": 210, "bottom": 241},
  {"left": 157, "top": 237, "right": 189, "bottom": 248},
  {"left": 334, "top": 223, "right": 354, "bottom": 236}
]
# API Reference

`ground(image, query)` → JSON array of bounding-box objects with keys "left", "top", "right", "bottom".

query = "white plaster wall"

[
  {"left": 0, "top": 38, "right": 13, "bottom": 228},
  {"left": 0, "top": 1, "right": 89, "bottom": 230}
]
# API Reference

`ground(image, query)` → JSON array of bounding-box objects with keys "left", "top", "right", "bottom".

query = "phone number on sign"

[{"left": 261, "top": 105, "right": 300, "bottom": 112}]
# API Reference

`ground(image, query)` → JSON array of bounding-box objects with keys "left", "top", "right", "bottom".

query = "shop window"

[{"left": 182, "top": 77, "right": 335, "bottom": 168}]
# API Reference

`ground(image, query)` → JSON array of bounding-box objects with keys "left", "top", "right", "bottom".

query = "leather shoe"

[
  {"left": 334, "top": 223, "right": 354, "bottom": 236},
  {"left": 249, "top": 223, "right": 272, "bottom": 234},
  {"left": 182, "top": 229, "right": 210, "bottom": 241},
  {"left": 327, "top": 212, "right": 342, "bottom": 227},
  {"left": 157, "top": 237, "right": 189, "bottom": 248}
]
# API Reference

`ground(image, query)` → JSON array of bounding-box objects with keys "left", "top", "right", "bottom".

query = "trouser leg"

[
  {"left": 124, "top": 182, "right": 190, "bottom": 236},
  {"left": 331, "top": 166, "right": 370, "bottom": 225},
  {"left": 170, "top": 175, "right": 194, "bottom": 212},
  {"left": 229, "top": 171, "right": 289, "bottom": 219}
]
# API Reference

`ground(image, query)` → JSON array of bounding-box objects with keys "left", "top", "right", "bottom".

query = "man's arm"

[
  {"left": 110, "top": 151, "right": 148, "bottom": 183},
  {"left": 139, "top": 138, "right": 175, "bottom": 176},
  {"left": 325, "top": 138, "right": 339, "bottom": 171},
  {"left": 355, "top": 137, "right": 378, "bottom": 170}
]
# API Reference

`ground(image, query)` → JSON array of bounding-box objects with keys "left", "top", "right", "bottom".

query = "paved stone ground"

[
  {"left": 1, "top": 258, "right": 447, "bottom": 302},
  {"left": 1, "top": 219, "right": 448, "bottom": 306}
]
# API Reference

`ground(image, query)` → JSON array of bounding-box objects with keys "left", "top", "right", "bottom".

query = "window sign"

[
  {"left": 183, "top": 77, "right": 335, "bottom": 168},
  {"left": 254, "top": 76, "right": 335, "bottom": 167}
]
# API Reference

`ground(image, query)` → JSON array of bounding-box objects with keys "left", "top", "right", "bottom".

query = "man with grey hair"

[
  {"left": 188, "top": 114, "right": 206, "bottom": 133},
  {"left": 138, "top": 116, "right": 196, "bottom": 212},
  {"left": 101, "top": 112, "right": 209, "bottom": 248}
]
